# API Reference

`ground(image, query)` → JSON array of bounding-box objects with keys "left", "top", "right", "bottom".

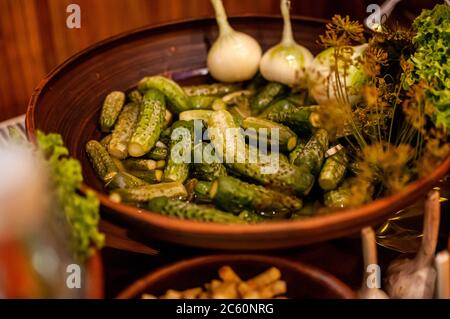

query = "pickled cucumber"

[
  {"left": 100, "top": 134, "right": 112, "bottom": 148},
  {"left": 241, "top": 117, "right": 298, "bottom": 152},
  {"left": 193, "top": 181, "right": 213, "bottom": 203},
  {"left": 99, "top": 91, "right": 126, "bottom": 132},
  {"left": 183, "top": 83, "right": 241, "bottom": 97},
  {"left": 251, "top": 82, "right": 287, "bottom": 114},
  {"left": 292, "top": 129, "right": 329, "bottom": 175},
  {"left": 128, "top": 89, "right": 166, "bottom": 157},
  {"left": 193, "top": 163, "right": 227, "bottom": 181},
  {"left": 123, "top": 158, "right": 163, "bottom": 171},
  {"left": 128, "top": 90, "right": 143, "bottom": 104},
  {"left": 179, "top": 110, "right": 214, "bottom": 122},
  {"left": 86, "top": 140, "right": 118, "bottom": 180},
  {"left": 108, "top": 102, "right": 140, "bottom": 159},
  {"left": 207, "top": 110, "right": 314, "bottom": 195},
  {"left": 138, "top": 76, "right": 191, "bottom": 113},
  {"left": 111, "top": 182, "right": 187, "bottom": 203},
  {"left": 210, "top": 176, "right": 303, "bottom": 215},
  {"left": 148, "top": 197, "right": 246, "bottom": 224},
  {"left": 324, "top": 178, "right": 373, "bottom": 208},
  {"left": 163, "top": 121, "right": 194, "bottom": 183},
  {"left": 289, "top": 138, "right": 307, "bottom": 164},
  {"left": 128, "top": 169, "right": 163, "bottom": 184},
  {"left": 318, "top": 148, "right": 348, "bottom": 191},
  {"left": 104, "top": 171, "right": 147, "bottom": 189},
  {"left": 238, "top": 211, "right": 266, "bottom": 223},
  {"left": 260, "top": 100, "right": 317, "bottom": 135},
  {"left": 146, "top": 146, "right": 168, "bottom": 161},
  {"left": 189, "top": 95, "right": 217, "bottom": 110}
]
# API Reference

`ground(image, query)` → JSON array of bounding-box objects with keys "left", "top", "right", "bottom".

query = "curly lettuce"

[
  {"left": 36, "top": 131, "right": 104, "bottom": 262},
  {"left": 405, "top": 4, "right": 450, "bottom": 132}
]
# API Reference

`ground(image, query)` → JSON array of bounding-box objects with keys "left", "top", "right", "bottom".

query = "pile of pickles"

[{"left": 86, "top": 74, "right": 359, "bottom": 224}]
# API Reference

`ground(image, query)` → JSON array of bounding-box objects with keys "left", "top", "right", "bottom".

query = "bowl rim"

[
  {"left": 26, "top": 16, "right": 450, "bottom": 241},
  {"left": 116, "top": 254, "right": 356, "bottom": 299},
  {"left": 25, "top": 14, "right": 328, "bottom": 135}
]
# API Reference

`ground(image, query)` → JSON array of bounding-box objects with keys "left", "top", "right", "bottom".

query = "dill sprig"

[
  {"left": 313, "top": 10, "right": 449, "bottom": 202},
  {"left": 319, "top": 15, "right": 365, "bottom": 48}
]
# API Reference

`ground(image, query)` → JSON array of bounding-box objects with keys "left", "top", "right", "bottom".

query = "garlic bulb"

[
  {"left": 357, "top": 227, "right": 389, "bottom": 299},
  {"left": 385, "top": 190, "right": 440, "bottom": 299},
  {"left": 207, "top": 0, "right": 262, "bottom": 82},
  {"left": 307, "top": 44, "right": 368, "bottom": 105},
  {"left": 259, "top": 0, "right": 313, "bottom": 86}
]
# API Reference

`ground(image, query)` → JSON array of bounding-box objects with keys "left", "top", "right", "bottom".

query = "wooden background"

[{"left": 0, "top": 0, "right": 433, "bottom": 121}]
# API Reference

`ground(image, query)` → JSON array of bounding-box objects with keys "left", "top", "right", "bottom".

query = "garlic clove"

[
  {"left": 207, "top": 0, "right": 262, "bottom": 82},
  {"left": 207, "top": 32, "right": 262, "bottom": 83},
  {"left": 386, "top": 258, "right": 437, "bottom": 298},
  {"left": 259, "top": 0, "right": 314, "bottom": 87},
  {"left": 357, "top": 227, "right": 389, "bottom": 299},
  {"left": 260, "top": 43, "right": 313, "bottom": 87},
  {"left": 385, "top": 190, "right": 440, "bottom": 299}
]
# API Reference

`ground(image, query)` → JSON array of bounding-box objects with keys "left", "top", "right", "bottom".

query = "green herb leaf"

[
  {"left": 36, "top": 131, "right": 104, "bottom": 262},
  {"left": 405, "top": 4, "right": 450, "bottom": 132}
]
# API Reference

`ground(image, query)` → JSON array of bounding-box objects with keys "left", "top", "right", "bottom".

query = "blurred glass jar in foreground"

[
  {"left": 377, "top": 183, "right": 449, "bottom": 254},
  {"left": 0, "top": 145, "right": 83, "bottom": 298}
]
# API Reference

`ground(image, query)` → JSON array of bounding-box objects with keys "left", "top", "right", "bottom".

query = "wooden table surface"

[
  {"left": 99, "top": 222, "right": 366, "bottom": 298},
  {"left": 0, "top": 0, "right": 432, "bottom": 122},
  {"left": 0, "top": 0, "right": 443, "bottom": 298},
  {"left": 99, "top": 193, "right": 450, "bottom": 298}
]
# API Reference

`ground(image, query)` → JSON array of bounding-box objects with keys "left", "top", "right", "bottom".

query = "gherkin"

[
  {"left": 99, "top": 91, "right": 126, "bottom": 132},
  {"left": 148, "top": 197, "right": 246, "bottom": 224},
  {"left": 163, "top": 120, "right": 195, "bottom": 183},
  {"left": 292, "top": 129, "right": 329, "bottom": 175},
  {"left": 211, "top": 176, "right": 303, "bottom": 215},
  {"left": 128, "top": 89, "right": 166, "bottom": 157},
  {"left": 260, "top": 100, "right": 317, "bottom": 135},
  {"left": 250, "top": 82, "right": 287, "bottom": 114},
  {"left": 112, "top": 182, "right": 187, "bottom": 203},
  {"left": 138, "top": 76, "right": 191, "bottom": 113},
  {"left": 183, "top": 83, "right": 241, "bottom": 97},
  {"left": 208, "top": 110, "right": 315, "bottom": 196},
  {"left": 85, "top": 140, "right": 118, "bottom": 180},
  {"left": 318, "top": 148, "right": 348, "bottom": 191},
  {"left": 108, "top": 102, "right": 140, "bottom": 159},
  {"left": 193, "top": 181, "right": 214, "bottom": 203}
]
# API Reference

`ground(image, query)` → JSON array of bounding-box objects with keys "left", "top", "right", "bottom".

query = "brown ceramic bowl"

[
  {"left": 116, "top": 254, "right": 355, "bottom": 299},
  {"left": 26, "top": 16, "right": 450, "bottom": 250}
]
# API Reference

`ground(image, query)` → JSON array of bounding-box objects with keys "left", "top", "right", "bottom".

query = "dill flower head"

[
  {"left": 359, "top": 46, "right": 388, "bottom": 78},
  {"left": 361, "top": 142, "right": 413, "bottom": 194},
  {"left": 310, "top": 101, "right": 352, "bottom": 139},
  {"left": 319, "top": 15, "right": 365, "bottom": 48}
]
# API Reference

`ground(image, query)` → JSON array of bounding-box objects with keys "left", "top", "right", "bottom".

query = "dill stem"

[
  {"left": 344, "top": 135, "right": 359, "bottom": 153},
  {"left": 376, "top": 100, "right": 382, "bottom": 144},
  {"left": 333, "top": 49, "right": 345, "bottom": 104},
  {"left": 414, "top": 99, "right": 425, "bottom": 160},
  {"left": 388, "top": 79, "right": 403, "bottom": 147},
  {"left": 333, "top": 46, "right": 367, "bottom": 149}
]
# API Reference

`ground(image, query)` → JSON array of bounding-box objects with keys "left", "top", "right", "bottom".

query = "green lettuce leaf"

[
  {"left": 36, "top": 131, "right": 104, "bottom": 262},
  {"left": 405, "top": 4, "right": 450, "bottom": 132}
]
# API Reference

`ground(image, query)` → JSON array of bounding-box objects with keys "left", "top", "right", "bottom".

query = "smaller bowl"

[{"left": 117, "top": 254, "right": 355, "bottom": 299}]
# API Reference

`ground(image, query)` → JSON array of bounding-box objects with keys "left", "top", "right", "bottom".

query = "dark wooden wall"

[{"left": 0, "top": 0, "right": 432, "bottom": 121}]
